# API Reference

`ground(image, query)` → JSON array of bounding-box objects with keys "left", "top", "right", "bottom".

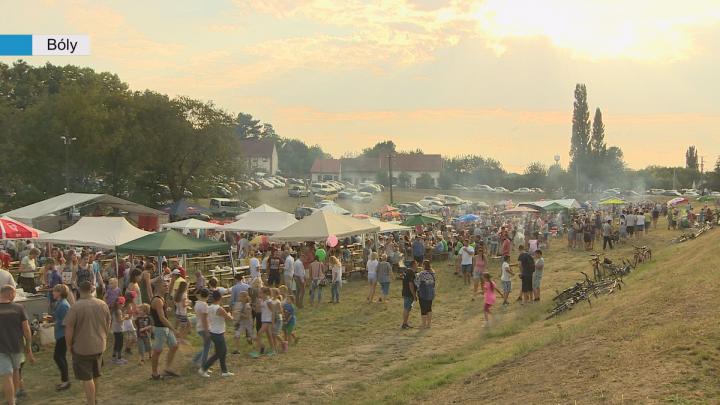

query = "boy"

[
  {"left": 500, "top": 256, "right": 514, "bottom": 305},
  {"left": 135, "top": 304, "right": 152, "bottom": 365},
  {"left": 232, "top": 291, "right": 255, "bottom": 353}
]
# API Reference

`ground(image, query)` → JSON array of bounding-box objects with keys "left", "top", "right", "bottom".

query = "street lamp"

[{"left": 60, "top": 134, "right": 78, "bottom": 192}]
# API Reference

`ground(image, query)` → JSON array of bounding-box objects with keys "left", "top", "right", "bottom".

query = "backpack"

[{"left": 417, "top": 272, "right": 436, "bottom": 301}]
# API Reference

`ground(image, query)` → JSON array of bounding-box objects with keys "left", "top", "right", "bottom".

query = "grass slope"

[{"left": 19, "top": 220, "right": 718, "bottom": 404}]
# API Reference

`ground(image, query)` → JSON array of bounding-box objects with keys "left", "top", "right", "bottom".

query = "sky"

[{"left": 2, "top": 0, "right": 719, "bottom": 172}]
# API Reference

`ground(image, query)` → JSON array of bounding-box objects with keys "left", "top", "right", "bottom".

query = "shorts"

[
  {"left": 175, "top": 314, "right": 189, "bottom": 325},
  {"left": 532, "top": 271, "right": 543, "bottom": 290},
  {"left": 268, "top": 271, "right": 281, "bottom": 286},
  {"left": 502, "top": 280, "right": 511, "bottom": 294},
  {"left": 419, "top": 299, "right": 433, "bottom": 315},
  {"left": 403, "top": 296, "right": 414, "bottom": 311},
  {"left": 151, "top": 326, "right": 178, "bottom": 351},
  {"left": 627, "top": 226, "right": 634, "bottom": 235},
  {"left": 283, "top": 320, "right": 296, "bottom": 335},
  {"left": 72, "top": 353, "right": 102, "bottom": 381},
  {"left": 380, "top": 282, "right": 390, "bottom": 296},
  {"left": 521, "top": 274, "right": 533, "bottom": 293},
  {"left": 484, "top": 303, "right": 492, "bottom": 312},
  {"left": 234, "top": 319, "right": 255, "bottom": 339},
  {"left": 137, "top": 336, "right": 151, "bottom": 355},
  {"left": 636, "top": 225, "right": 644, "bottom": 232},
  {"left": 273, "top": 319, "right": 283, "bottom": 335},
  {"left": 461, "top": 264, "right": 473, "bottom": 274},
  {"left": 368, "top": 274, "right": 377, "bottom": 284},
  {"left": 0, "top": 352, "right": 23, "bottom": 375},
  {"left": 472, "top": 270, "right": 483, "bottom": 280}
]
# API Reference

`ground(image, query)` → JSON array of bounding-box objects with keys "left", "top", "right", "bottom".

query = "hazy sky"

[{"left": 3, "top": 0, "right": 719, "bottom": 172}]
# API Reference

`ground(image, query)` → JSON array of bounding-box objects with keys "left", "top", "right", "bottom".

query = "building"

[
  {"left": 311, "top": 154, "right": 442, "bottom": 186},
  {"left": 310, "top": 158, "right": 341, "bottom": 182},
  {"left": 239, "top": 139, "right": 278, "bottom": 175}
]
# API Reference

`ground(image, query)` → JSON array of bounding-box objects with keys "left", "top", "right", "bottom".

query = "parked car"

[
  {"left": 531, "top": 188, "right": 544, "bottom": 193},
  {"left": 710, "top": 191, "right": 720, "bottom": 197},
  {"left": 472, "top": 184, "right": 494, "bottom": 192},
  {"left": 313, "top": 189, "right": 338, "bottom": 201},
  {"left": 209, "top": 198, "right": 251, "bottom": 216},
  {"left": 294, "top": 206, "right": 316, "bottom": 220},
  {"left": 450, "top": 184, "right": 468, "bottom": 191},
  {"left": 359, "top": 184, "right": 381, "bottom": 193},
  {"left": 683, "top": 190, "right": 700, "bottom": 197},
  {"left": 648, "top": 188, "right": 665, "bottom": 195},
  {"left": 494, "top": 187, "right": 510, "bottom": 193},
  {"left": 417, "top": 199, "right": 444, "bottom": 210},
  {"left": 437, "top": 194, "right": 466, "bottom": 205},
  {"left": 215, "top": 186, "right": 232, "bottom": 197},
  {"left": 352, "top": 192, "right": 373, "bottom": 203},
  {"left": 288, "top": 186, "right": 310, "bottom": 197},
  {"left": 512, "top": 187, "right": 532, "bottom": 194},
  {"left": 662, "top": 190, "right": 682, "bottom": 196}
]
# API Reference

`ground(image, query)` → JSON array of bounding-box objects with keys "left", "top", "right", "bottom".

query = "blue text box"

[{"left": 0, "top": 35, "right": 32, "bottom": 56}]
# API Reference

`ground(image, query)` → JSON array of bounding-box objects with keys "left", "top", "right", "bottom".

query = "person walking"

[
  {"left": 17, "top": 248, "right": 40, "bottom": 293},
  {"left": 602, "top": 220, "right": 613, "bottom": 250},
  {"left": 517, "top": 246, "right": 535, "bottom": 304},
  {"left": 192, "top": 289, "right": 212, "bottom": 367},
  {"left": 149, "top": 278, "right": 179, "bottom": 380},
  {"left": 0, "top": 285, "right": 35, "bottom": 405},
  {"left": 376, "top": 255, "right": 392, "bottom": 303},
  {"left": 293, "top": 254, "right": 306, "bottom": 309},
  {"left": 52, "top": 284, "right": 72, "bottom": 391},
  {"left": 459, "top": 240, "right": 475, "bottom": 286},
  {"left": 366, "top": 252, "right": 379, "bottom": 303},
  {"left": 308, "top": 256, "right": 325, "bottom": 306},
  {"left": 401, "top": 261, "right": 417, "bottom": 329},
  {"left": 532, "top": 250, "right": 544, "bottom": 302},
  {"left": 415, "top": 261, "right": 436, "bottom": 329},
  {"left": 198, "top": 290, "right": 234, "bottom": 377},
  {"left": 329, "top": 256, "right": 343, "bottom": 304},
  {"left": 64, "top": 281, "right": 110, "bottom": 405}
]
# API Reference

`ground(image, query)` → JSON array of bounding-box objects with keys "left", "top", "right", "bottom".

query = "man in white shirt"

[
  {"left": 248, "top": 251, "right": 260, "bottom": 279},
  {"left": 459, "top": 240, "right": 475, "bottom": 285},
  {"left": 0, "top": 268, "right": 16, "bottom": 289},
  {"left": 293, "top": 256, "right": 306, "bottom": 309},
  {"left": 238, "top": 235, "right": 249, "bottom": 259},
  {"left": 283, "top": 251, "right": 295, "bottom": 290}
]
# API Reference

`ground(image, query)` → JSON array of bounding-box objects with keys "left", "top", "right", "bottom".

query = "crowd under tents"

[
  {"left": 270, "top": 210, "right": 379, "bottom": 242},
  {"left": 221, "top": 211, "right": 298, "bottom": 234}
]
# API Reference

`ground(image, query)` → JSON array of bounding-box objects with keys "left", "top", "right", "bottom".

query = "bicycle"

[{"left": 632, "top": 245, "right": 651, "bottom": 267}]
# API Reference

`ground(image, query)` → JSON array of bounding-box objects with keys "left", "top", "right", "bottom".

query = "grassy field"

[{"left": 19, "top": 217, "right": 719, "bottom": 404}]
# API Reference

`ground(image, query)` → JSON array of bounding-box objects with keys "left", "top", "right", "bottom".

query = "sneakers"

[
  {"left": 198, "top": 368, "right": 210, "bottom": 378},
  {"left": 401, "top": 323, "right": 414, "bottom": 329},
  {"left": 221, "top": 372, "right": 235, "bottom": 377}
]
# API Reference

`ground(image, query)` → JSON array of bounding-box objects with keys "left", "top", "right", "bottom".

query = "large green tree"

[
  {"left": 685, "top": 146, "right": 699, "bottom": 171},
  {"left": 569, "top": 83, "right": 591, "bottom": 179}
]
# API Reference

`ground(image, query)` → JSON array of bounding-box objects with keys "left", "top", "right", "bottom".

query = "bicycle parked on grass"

[{"left": 632, "top": 245, "right": 652, "bottom": 267}]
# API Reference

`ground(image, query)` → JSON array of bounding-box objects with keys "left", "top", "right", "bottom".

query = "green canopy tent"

[
  {"left": 542, "top": 202, "right": 567, "bottom": 212},
  {"left": 117, "top": 230, "right": 233, "bottom": 273},
  {"left": 400, "top": 214, "right": 442, "bottom": 227}
]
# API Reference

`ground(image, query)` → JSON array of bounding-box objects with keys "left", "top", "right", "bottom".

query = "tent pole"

[
  {"left": 229, "top": 248, "right": 237, "bottom": 276},
  {"left": 114, "top": 254, "right": 119, "bottom": 279}
]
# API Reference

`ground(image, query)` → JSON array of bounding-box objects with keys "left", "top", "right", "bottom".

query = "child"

[
  {"left": 111, "top": 296, "right": 128, "bottom": 364},
  {"left": 135, "top": 303, "right": 153, "bottom": 365},
  {"left": 270, "top": 288, "right": 284, "bottom": 352},
  {"left": 250, "top": 287, "right": 274, "bottom": 358},
  {"left": 500, "top": 255, "right": 514, "bottom": 305},
  {"left": 174, "top": 281, "right": 190, "bottom": 344},
  {"left": 232, "top": 291, "right": 255, "bottom": 354},
  {"left": 482, "top": 273, "right": 503, "bottom": 327},
  {"left": 282, "top": 295, "right": 298, "bottom": 346},
  {"left": 104, "top": 277, "right": 121, "bottom": 308},
  {"left": 199, "top": 290, "right": 235, "bottom": 378},
  {"left": 122, "top": 291, "right": 137, "bottom": 356}
]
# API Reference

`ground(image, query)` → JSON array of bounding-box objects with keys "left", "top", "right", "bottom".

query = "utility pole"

[
  {"left": 387, "top": 153, "right": 394, "bottom": 205},
  {"left": 60, "top": 132, "right": 78, "bottom": 192}
]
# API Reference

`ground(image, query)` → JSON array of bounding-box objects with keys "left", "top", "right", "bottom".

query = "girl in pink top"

[{"left": 482, "top": 273, "right": 503, "bottom": 327}]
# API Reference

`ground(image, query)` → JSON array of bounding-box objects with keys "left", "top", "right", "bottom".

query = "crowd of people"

[{"left": 0, "top": 198, "right": 717, "bottom": 404}]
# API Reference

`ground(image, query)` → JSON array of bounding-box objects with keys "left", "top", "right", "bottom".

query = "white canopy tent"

[
  {"left": 221, "top": 211, "right": 298, "bottom": 234},
  {"left": 236, "top": 204, "right": 284, "bottom": 219},
  {"left": 366, "top": 218, "right": 411, "bottom": 234},
  {"left": 38, "top": 217, "right": 152, "bottom": 250},
  {"left": 160, "top": 218, "right": 221, "bottom": 232},
  {"left": 270, "top": 210, "right": 379, "bottom": 242},
  {"left": 319, "top": 204, "right": 350, "bottom": 216}
]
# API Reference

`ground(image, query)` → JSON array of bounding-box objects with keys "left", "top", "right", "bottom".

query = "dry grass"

[{"left": 18, "top": 217, "right": 718, "bottom": 405}]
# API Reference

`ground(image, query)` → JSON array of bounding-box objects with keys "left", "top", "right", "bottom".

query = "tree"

[
  {"left": 686, "top": 146, "right": 699, "bottom": 171},
  {"left": 522, "top": 162, "right": 547, "bottom": 187},
  {"left": 235, "top": 113, "right": 262, "bottom": 139},
  {"left": 590, "top": 108, "right": 606, "bottom": 155},
  {"left": 416, "top": 173, "right": 435, "bottom": 189},
  {"left": 398, "top": 172, "right": 411, "bottom": 188},
  {"left": 569, "top": 84, "right": 591, "bottom": 182},
  {"left": 375, "top": 170, "right": 389, "bottom": 187},
  {"left": 438, "top": 171, "right": 454, "bottom": 190},
  {"left": 362, "top": 140, "right": 396, "bottom": 157}
]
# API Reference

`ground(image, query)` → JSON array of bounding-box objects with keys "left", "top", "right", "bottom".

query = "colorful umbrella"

[
  {"left": 501, "top": 206, "right": 539, "bottom": 215},
  {"left": 381, "top": 211, "right": 402, "bottom": 219},
  {"left": 457, "top": 214, "right": 480, "bottom": 222},
  {"left": 379, "top": 205, "right": 398, "bottom": 213},
  {"left": 599, "top": 198, "right": 626, "bottom": 205},
  {"left": 400, "top": 214, "right": 442, "bottom": 227},
  {"left": 667, "top": 197, "right": 688, "bottom": 206},
  {"left": 0, "top": 217, "right": 42, "bottom": 239},
  {"left": 352, "top": 214, "right": 370, "bottom": 219}
]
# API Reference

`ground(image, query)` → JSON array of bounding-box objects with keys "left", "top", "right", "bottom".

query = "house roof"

[
  {"left": 340, "top": 157, "right": 382, "bottom": 173},
  {"left": 239, "top": 139, "right": 275, "bottom": 157},
  {"left": 310, "top": 158, "right": 341, "bottom": 173},
  {"left": 338, "top": 154, "right": 443, "bottom": 173},
  {"left": 382, "top": 154, "right": 442, "bottom": 172}
]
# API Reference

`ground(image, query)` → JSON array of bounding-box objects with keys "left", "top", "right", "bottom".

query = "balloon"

[{"left": 326, "top": 234, "right": 338, "bottom": 247}]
